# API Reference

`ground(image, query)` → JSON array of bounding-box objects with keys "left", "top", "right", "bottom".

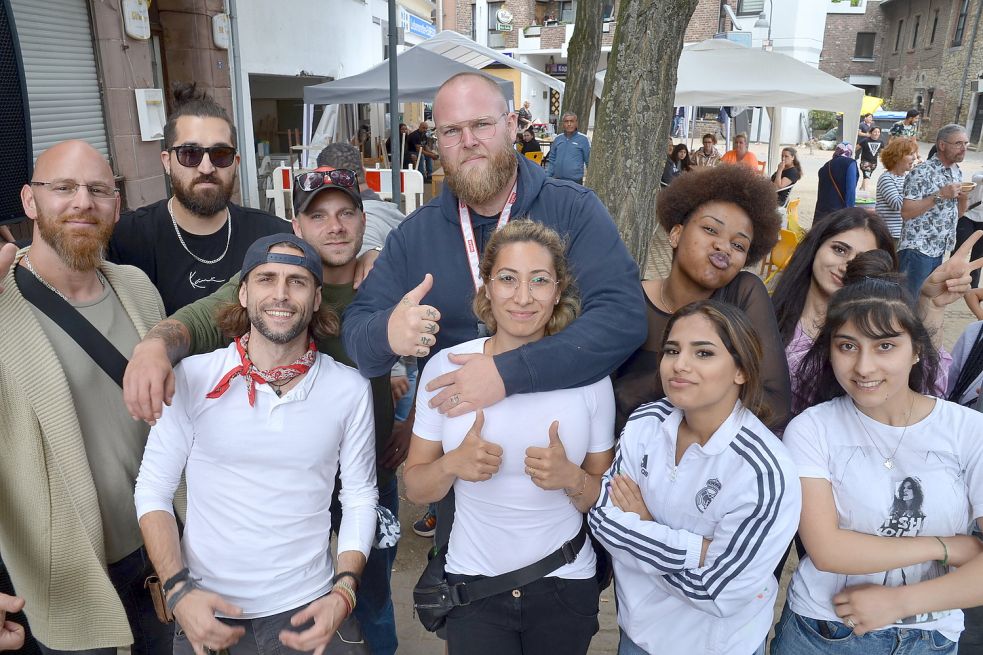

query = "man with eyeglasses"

[
  {"left": 108, "top": 83, "right": 289, "bottom": 314},
  {"left": 0, "top": 140, "right": 171, "bottom": 654},
  {"left": 122, "top": 166, "right": 404, "bottom": 655},
  {"left": 899, "top": 124, "right": 971, "bottom": 300},
  {"left": 341, "top": 72, "right": 644, "bottom": 545},
  {"left": 545, "top": 111, "right": 591, "bottom": 184}
]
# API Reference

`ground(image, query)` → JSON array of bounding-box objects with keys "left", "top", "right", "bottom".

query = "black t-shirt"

[
  {"left": 772, "top": 166, "right": 800, "bottom": 205},
  {"left": 107, "top": 198, "right": 290, "bottom": 314},
  {"left": 405, "top": 130, "right": 430, "bottom": 157}
]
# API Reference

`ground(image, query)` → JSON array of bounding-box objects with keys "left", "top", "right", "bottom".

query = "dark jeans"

[
  {"left": 38, "top": 547, "right": 172, "bottom": 655},
  {"left": 173, "top": 603, "right": 366, "bottom": 655},
  {"left": 329, "top": 477, "right": 399, "bottom": 655},
  {"left": 898, "top": 248, "right": 942, "bottom": 305},
  {"left": 444, "top": 574, "right": 599, "bottom": 655},
  {"left": 953, "top": 217, "right": 983, "bottom": 288}
]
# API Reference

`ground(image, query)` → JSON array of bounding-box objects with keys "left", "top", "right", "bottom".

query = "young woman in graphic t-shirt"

[
  {"left": 404, "top": 220, "right": 615, "bottom": 655},
  {"left": 772, "top": 268, "right": 983, "bottom": 654}
]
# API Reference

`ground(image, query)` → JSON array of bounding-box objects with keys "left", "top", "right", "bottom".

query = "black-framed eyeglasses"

[
  {"left": 30, "top": 180, "right": 119, "bottom": 200},
  {"left": 169, "top": 144, "right": 238, "bottom": 168},
  {"left": 295, "top": 169, "right": 358, "bottom": 192}
]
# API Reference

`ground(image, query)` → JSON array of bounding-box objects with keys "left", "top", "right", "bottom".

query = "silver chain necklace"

[
  {"left": 22, "top": 252, "right": 105, "bottom": 302},
  {"left": 852, "top": 393, "right": 916, "bottom": 470},
  {"left": 167, "top": 198, "right": 232, "bottom": 265}
]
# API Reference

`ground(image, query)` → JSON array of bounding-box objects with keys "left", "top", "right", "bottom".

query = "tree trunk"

[
  {"left": 562, "top": 0, "right": 604, "bottom": 126},
  {"left": 586, "top": 0, "right": 699, "bottom": 276}
]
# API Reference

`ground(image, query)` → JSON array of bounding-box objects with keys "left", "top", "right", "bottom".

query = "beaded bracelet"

[{"left": 332, "top": 582, "right": 357, "bottom": 617}]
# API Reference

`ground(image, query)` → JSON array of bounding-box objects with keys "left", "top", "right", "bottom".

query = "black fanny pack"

[{"left": 413, "top": 521, "right": 588, "bottom": 632}]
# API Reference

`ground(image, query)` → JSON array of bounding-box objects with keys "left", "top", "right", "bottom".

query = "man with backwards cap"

[
  {"left": 135, "top": 232, "right": 378, "bottom": 655},
  {"left": 123, "top": 166, "right": 403, "bottom": 655}
]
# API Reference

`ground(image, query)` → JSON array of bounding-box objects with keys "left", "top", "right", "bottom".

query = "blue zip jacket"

[
  {"left": 546, "top": 131, "right": 591, "bottom": 181},
  {"left": 342, "top": 153, "right": 646, "bottom": 395}
]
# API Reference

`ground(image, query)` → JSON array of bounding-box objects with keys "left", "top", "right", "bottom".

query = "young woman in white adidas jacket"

[
  {"left": 590, "top": 300, "right": 802, "bottom": 655},
  {"left": 772, "top": 262, "right": 983, "bottom": 655}
]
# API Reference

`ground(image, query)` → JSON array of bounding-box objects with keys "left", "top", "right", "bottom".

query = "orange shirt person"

[{"left": 720, "top": 133, "right": 760, "bottom": 170}]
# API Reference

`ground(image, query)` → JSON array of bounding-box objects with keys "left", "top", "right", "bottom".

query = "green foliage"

[{"left": 809, "top": 110, "right": 838, "bottom": 131}]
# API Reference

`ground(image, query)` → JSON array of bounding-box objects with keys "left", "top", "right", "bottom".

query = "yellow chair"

[
  {"left": 760, "top": 229, "right": 799, "bottom": 287},
  {"left": 785, "top": 198, "right": 805, "bottom": 242},
  {"left": 525, "top": 151, "right": 544, "bottom": 165}
]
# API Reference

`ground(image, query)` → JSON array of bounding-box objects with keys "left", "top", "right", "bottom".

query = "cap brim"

[{"left": 293, "top": 184, "right": 363, "bottom": 215}]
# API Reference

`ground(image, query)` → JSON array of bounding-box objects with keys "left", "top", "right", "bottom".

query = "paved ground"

[{"left": 390, "top": 137, "right": 983, "bottom": 653}]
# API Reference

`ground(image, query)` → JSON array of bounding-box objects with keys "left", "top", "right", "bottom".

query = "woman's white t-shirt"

[
  {"left": 784, "top": 395, "right": 983, "bottom": 641},
  {"left": 414, "top": 337, "right": 615, "bottom": 579}
]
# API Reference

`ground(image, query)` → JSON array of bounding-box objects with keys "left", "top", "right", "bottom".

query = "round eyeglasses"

[{"left": 488, "top": 272, "right": 558, "bottom": 301}]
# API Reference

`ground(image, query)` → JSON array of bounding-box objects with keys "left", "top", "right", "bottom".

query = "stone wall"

[
  {"left": 935, "top": 0, "right": 983, "bottom": 128},
  {"left": 819, "top": 2, "right": 885, "bottom": 87}
]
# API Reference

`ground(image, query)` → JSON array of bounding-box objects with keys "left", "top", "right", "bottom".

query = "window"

[
  {"left": 930, "top": 10, "right": 939, "bottom": 44},
  {"left": 911, "top": 15, "right": 920, "bottom": 49},
  {"left": 954, "top": 0, "right": 971, "bottom": 46},
  {"left": 854, "top": 32, "right": 875, "bottom": 59},
  {"left": 558, "top": 1, "right": 576, "bottom": 23},
  {"left": 602, "top": 2, "right": 615, "bottom": 20},
  {"left": 487, "top": 1, "right": 503, "bottom": 30},
  {"left": 737, "top": 0, "right": 765, "bottom": 16},
  {"left": 894, "top": 19, "right": 904, "bottom": 51}
]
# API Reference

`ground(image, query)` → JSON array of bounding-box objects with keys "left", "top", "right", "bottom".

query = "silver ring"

[{"left": 846, "top": 618, "right": 856, "bottom": 629}]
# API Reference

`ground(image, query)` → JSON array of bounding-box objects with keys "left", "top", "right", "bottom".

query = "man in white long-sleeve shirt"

[{"left": 135, "top": 234, "right": 378, "bottom": 655}]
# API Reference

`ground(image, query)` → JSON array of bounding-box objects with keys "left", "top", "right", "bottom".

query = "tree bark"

[
  {"left": 586, "top": 0, "right": 699, "bottom": 276},
  {"left": 562, "top": 0, "right": 604, "bottom": 126}
]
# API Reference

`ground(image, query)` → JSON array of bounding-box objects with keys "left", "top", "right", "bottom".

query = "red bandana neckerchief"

[{"left": 206, "top": 333, "right": 317, "bottom": 406}]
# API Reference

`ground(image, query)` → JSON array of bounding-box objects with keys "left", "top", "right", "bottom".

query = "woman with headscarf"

[{"left": 815, "top": 142, "right": 860, "bottom": 219}]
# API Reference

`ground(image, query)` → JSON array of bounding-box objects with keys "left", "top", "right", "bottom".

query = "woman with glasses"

[
  {"left": 404, "top": 220, "right": 615, "bottom": 655},
  {"left": 592, "top": 300, "right": 801, "bottom": 655}
]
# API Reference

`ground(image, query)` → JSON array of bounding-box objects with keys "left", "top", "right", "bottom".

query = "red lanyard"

[{"left": 458, "top": 182, "right": 518, "bottom": 291}]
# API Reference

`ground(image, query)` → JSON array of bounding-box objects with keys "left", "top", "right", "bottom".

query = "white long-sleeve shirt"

[
  {"left": 589, "top": 399, "right": 800, "bottom": 655},
  {"left": 135, "top": 343, "right": 378, "bottom": 618}
]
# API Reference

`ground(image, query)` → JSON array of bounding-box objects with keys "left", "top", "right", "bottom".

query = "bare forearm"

[
  {"left": 568, "top": 472, "right": 603, "bottom": 513},
  {"left": 143, "top": 319, "right": 192, "bottom": 365},
  {"left": 139, "top": 510, "right": 185, "bottom": 581},
  {"left": 334, "top": 550, "right": 367, "bottom": 582},
  {"left": 404, "top": 456, "right": 458, "bottom": 504},
  {"left": 918, "top": 294, "right": 946, "bottom": 349},
  {"left": 902, "top": 197, "right": 935, "bottom": 220},
  {"left": 895, "top": 551, "right": 983, "bottom": 618},
  {"left": 807, "top": 529, "right": 944, "bottom": 575}
]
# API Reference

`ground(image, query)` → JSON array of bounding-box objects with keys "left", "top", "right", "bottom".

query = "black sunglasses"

[
  {"left": 294, "top": 169, "right": 358, "bottom": 192},
  {"left": 169, "top": 145, "right": 237, "bottom": 168}
]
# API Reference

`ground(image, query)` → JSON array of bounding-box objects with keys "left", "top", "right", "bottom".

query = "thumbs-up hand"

[
  {"left": 387, "top": 274, "right": 442, "bottom": 357},
  {"left": 449, "top": 411, "right": 503, "bottom": 482},
  {"left": 525, "top": 421, "right": 580, "bottom": 491}
]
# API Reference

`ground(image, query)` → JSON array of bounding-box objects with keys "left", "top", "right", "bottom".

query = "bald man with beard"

[{"left": 0, "top": 140, "right": 170, "bottom": 654}]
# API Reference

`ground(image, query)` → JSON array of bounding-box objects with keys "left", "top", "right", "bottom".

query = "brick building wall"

[
  {"left": 685, "top": 0, "right": 729, "bottom": 42},
  {"left": 935, "top": 0, "right": 983, "bottom": 128},
  {"left": 820, "top": 2, "right": 885, "bottom": 87}
]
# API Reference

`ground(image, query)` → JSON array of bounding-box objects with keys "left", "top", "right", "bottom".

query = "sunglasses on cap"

[
  {"left": 169, "top": 145, "right": 238, "bottom": 168},
  {"left": 294, "top": 168, "right": 358, "bottom": 192}
]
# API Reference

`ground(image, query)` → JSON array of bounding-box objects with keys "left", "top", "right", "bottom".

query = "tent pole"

[
  {"left": 767, "top": 107, "right": 782, "bottom": 177},
  {"left": 388, "top": 0, "right": 402, "bottom": 208}
]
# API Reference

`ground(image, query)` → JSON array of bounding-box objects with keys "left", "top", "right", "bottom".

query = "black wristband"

[
  {"left": 165, "top": 578, "right": 197, "bottom": 614},
  {"left": 162, "top": 567, "right": 191, "bottom": 594},
  {"left": 332, "top": 571, "right": 361, "bottom": 587}
]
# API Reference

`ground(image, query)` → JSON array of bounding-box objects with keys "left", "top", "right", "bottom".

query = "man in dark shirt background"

[{"left": 405, "top": 122, "right": 438, "bottom": 182}]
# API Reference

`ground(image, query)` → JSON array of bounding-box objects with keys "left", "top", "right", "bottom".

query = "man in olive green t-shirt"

[{"left": 123, "top": 166, "right": 405, "bottom": 655}]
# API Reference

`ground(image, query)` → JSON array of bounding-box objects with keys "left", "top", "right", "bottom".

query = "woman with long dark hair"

[
  {"left": 771, "top": 147, "right": 803, "bottom": 206},
  {"left": 772, "top": 262, "right": 983, "bottom": 655},
  {"left": 661, "top": 143, "right": 693, "bottom": 186},
  {"left": 592, "top": 301, "right": 800, "bottom": 655}
]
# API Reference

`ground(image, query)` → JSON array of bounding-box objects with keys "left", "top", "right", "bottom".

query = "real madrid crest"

[{"left": 695, "top": 478, "right": 722, "bottom": 513}]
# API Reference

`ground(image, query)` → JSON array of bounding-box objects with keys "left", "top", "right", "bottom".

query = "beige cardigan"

[{"left": 0, "top": 249, "right": 165, "bottom": 649}]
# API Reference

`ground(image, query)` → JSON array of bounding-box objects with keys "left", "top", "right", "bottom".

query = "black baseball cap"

[{"left": 241, "top": 234, "right": 323, "bottom": 285}]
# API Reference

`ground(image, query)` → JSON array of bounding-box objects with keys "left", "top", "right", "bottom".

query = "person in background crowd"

[
  {"left": 815, "top": 142, "right": 859, "bottom": 220},
  {"left": 108, "top": 82, "right": 288, "bottom": 314},
  {"left": 385, "top": 123, "right": 411, "bottom": 168},
  {"left": 407, "top": 122, "right": 439, "bottom": 183},
  {"left": 517, "top": 127, "right": 542, "bottom": 155},
  {"left": 858, "top": 113, "right": 875, "bottom": 140},
  {"left": 692, "top": 133, "right": 721, "bottom": 168},
  {"left": 592, "top": 301, "right": 800, "bottom": 655},
  {"left": 546, "top": 112, "right": 591, "bottom": 184},
  {"left": 876, "top": 137, "right": 919, "bottom": 243},
  {"left": 899, "top": 124, "right": 970, "bottom": 301},
  {"left": 771, "top": 146, "right": 802, "bottom": 206},
  {"left": 517, "top": 100, "right": 533, "bottom": 131},
  {"left": 612, "top": 164, "right": 790, "bottom": 435},
  {"left": 720, "top": 133, "right": 760, "bottom": 170},
  {"left": 890, "top": 109, "right": 921, "bottom": 140},
  {"left": 405, "top": 220, "right": 614, "bottom": 655},
  {"left": 773, "top": 262, "right": 983, "bottom": 655},
  {"left": 661, "top": 143, "right": 692, "bottom": 186},
  {"left": 856, "top": 126, "right": 884, "bottom": 192}
]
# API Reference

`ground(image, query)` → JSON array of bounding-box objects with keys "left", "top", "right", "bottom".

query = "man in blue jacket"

[
  {"left": 342, "top": 71, "right": 644, "bottom": 424},
  {"left": 545, "top": 112, "right": 591, "bottom": 184}
]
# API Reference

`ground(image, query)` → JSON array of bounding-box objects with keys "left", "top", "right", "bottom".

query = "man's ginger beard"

[
  {"left": 36, "top": 211, "right": 114, "bottom": 271},
  {"left": 445, "top": 133, "right": 517, "bottom": 208}
]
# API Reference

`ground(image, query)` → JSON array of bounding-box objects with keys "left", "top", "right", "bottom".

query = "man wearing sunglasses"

[
  {"left": 108, "top": 83, "right": 289, "bottom": 315},
  {"left": 0, "top": 140, "right": 170, "bottom": 654},
  {"left": 122, "top": 166, "right": 404, "bottom": 655}
]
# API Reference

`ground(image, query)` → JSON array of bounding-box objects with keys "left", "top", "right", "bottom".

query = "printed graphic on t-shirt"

[
  {"left": 695, "top": 478, "right": 721, "bottom": 513},
  {"left": 875, "top": 476, "right": 949, "bottom": 625}
]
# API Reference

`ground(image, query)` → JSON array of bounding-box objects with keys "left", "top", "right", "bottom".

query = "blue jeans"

[
  {"left": 393, "top": 363, "right": 417, "bottom": 423},
  {"left": 898, "top": 249, "right": 942, "bottom": 304},
  {"left": 619, "top": 628, "right": 764, "bottom": 655},
  {"left": 770, "top": 602, "right": 956, "bottom": 654}
]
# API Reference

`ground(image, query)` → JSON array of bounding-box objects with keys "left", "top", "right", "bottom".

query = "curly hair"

[
  {"left": 472, "top": 219, "right": 580, "bottom": 337},
  {"left": 880, "top": 136, "right": 918, "bottom": 170},
  {"left": 657, "top": 164, "right": 780, "bottom": 266}
]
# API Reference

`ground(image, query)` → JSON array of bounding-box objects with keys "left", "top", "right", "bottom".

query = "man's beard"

[
  {"left": 172, "top": 171, "right": 236, "bottom": 217},
  {"left": 248, "top": 302, "right": 312, "bottom": 345},
  {"left": 445, "top": 135, "right": 517, "bottom": 208},
  {"left": 36, "top": 212, "right": 113, "bottom": 272}
]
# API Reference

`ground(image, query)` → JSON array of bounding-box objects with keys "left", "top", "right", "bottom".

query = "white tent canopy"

[{"left": 594, "top": 39, "right": 864, "bottom": 170}]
